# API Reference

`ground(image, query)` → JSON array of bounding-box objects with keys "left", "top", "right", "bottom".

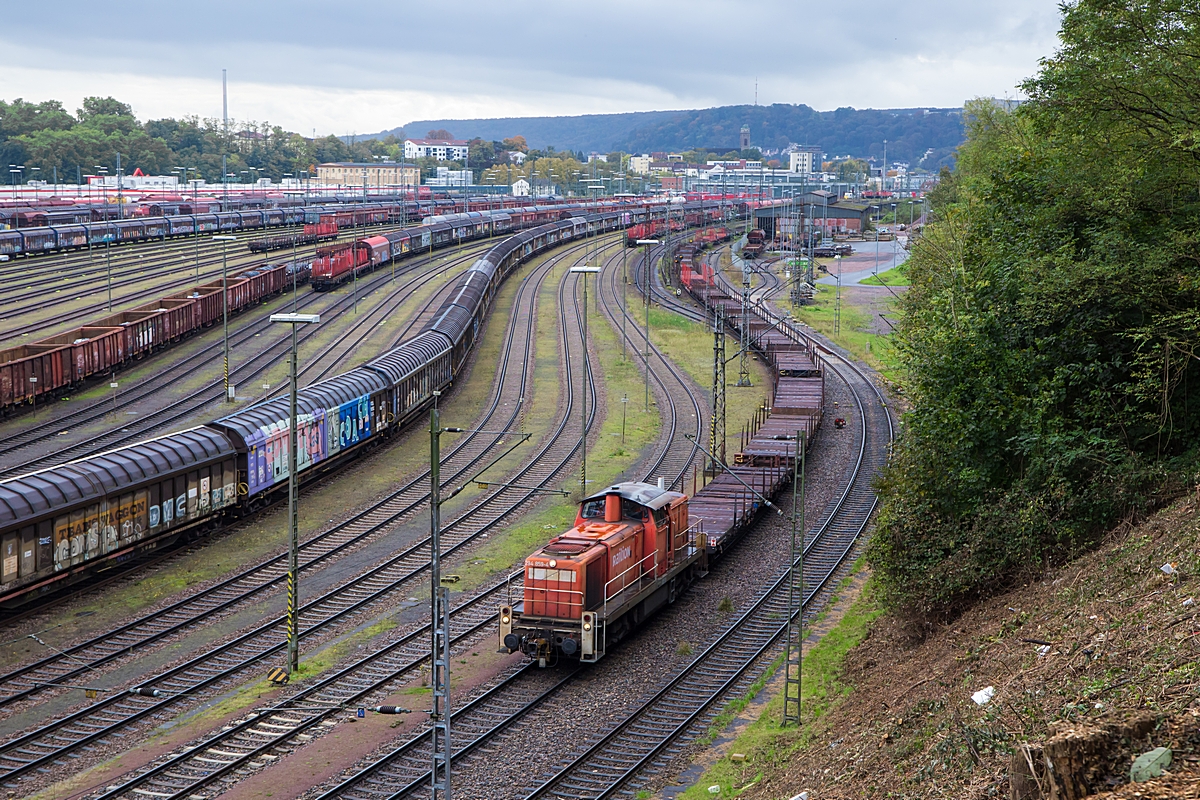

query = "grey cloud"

[{"left": 2, "top": 1, "right": 1062, "bottom": 128}]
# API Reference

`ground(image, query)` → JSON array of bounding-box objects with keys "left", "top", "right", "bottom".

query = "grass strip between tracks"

[
  {"left": 446, "top": 239, "right": 661, "bottom": 592},
  {"left": 0, "top": 252, "right": 501, "bottom": 660}
]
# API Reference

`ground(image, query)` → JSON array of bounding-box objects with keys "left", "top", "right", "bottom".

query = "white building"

[
  {"left": 629, "top": 155, "right": 652, "bottom": 175},
  {"left": 511, "top": 178, "right": 531, "bottom": 197},
  {"left": 404, "top": 138, "right": 470, "bottom": 161},
  {"left": 424, "top": 166, "right": 474, "bottom": 187},
  {"left": 508, "top": 151, "right": 527, "bottom": 164},
  {"left": 788, "top": 146, "right": 823, "bottom": 174},
  {"left": 88, "top": 174, "right": 179, "bottom": 190}
]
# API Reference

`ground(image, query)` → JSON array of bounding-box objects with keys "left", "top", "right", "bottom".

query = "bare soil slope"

[{"left": 744, "top": 500, "right": 1200, "bottom": 799}]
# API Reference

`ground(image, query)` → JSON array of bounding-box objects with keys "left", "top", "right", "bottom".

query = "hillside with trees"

[
  {"left": 0, "top": 98, "right": 401, "bottom": 185},
  {"left": 364, "top": 110, "right": 683, "bottom": 155},
  {"left": 617, "top": 103, "right": 963, "bottom": 167},
  {"left": 363, "top": 103, "right": 964, "bottom": 165},
  {"left": 870, "top": 2, "right": 1200, "bottom": 618}
]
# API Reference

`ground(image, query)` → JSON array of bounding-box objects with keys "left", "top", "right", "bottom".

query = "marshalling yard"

[{"left": 0, "top": 188, "right": 894, "bottom": 800}]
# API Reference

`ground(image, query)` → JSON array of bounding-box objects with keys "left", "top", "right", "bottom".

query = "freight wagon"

[
  {"left": 0, "top": 261, "right": 306, "bottom": 416},
  {"left": 0, "top": 204, "right": 727, "bottom": 605}
]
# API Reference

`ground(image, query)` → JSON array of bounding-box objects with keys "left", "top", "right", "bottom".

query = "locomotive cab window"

[{"left": 581, "top": 499, "right": 605, "bottom": 518}]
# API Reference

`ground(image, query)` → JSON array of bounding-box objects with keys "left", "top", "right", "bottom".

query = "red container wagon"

[
  {"left": 0, "top": 344, "right": 72, "bottom": 408},
  {"left": 166, "top": 285, "right": 226, "bottom": 328},
  {"left": 32, "top": 326, "right": 126, "bottom": 381},
  {"left": 238, "top": 262, "right": 289, "bottom": 301},
  {"left": 131, "top": 297, "right": 197, "bottom": 342},
  {"left": 311, "top": 242, "right": 370, "bottom": 290},
  {"left": 304, "top": 222, "right": 338, "bottom": 241},
  {"left": 93, "top": 309, "right": 170, "bottom": 360},
  {"left": 363, "top": 235, "right": 391, "bottom": 267}
]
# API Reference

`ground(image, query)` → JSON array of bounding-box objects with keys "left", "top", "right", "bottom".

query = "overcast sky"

[{"left": 2, "top": 1, "right": 1062, "bottom": 135}]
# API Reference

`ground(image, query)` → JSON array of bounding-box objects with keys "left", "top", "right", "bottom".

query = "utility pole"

[
  {"left": 737, "top": 257, "right": 752, "bottom": 387},
  {"left": 570, "top": 266, "right": 600, "bottom": 495},
  {"left": 636, "top": 239, "right": 660, "bottom": 410},
  {"left": 782, "top": 431, "right": 807, "bottom": 726},
  {"left": 709, "top": 304, "right": 727, "bottom": 474},
  {"left": 270, "top": 313, "right": 321, "bottom": 675},
  {"left": 429, "top": 395, "right": 451, "bottom": 800},
  {"left": 214, "top": 235, "right": 237, "bottom": 400},
  {"left": 115, "top": 153, "right": 123, "bottom": 220},
  {"left": 620, "top": 243, "right": 628, "bottom": 361},
  {"left": 106, "top": 238, "right": 112, "bottom": 311}
]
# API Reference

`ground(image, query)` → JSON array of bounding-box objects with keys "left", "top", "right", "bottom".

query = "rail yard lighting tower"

[
  {"left": 213, "top": 235, "right": 238, "bottom": 401},
  {"left": 636, "top": 239, "right": 660, "bottom": 410},
  {"left": 269, "top": 312, "right": 320, "bottom": 675},
  {"left": 570, "top": 266, "right": 601, "bottom": 494}
]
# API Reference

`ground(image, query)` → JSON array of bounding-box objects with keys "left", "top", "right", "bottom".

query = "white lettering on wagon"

[{"left": 611, "top": 545, "right": 631, "bottom": 567}]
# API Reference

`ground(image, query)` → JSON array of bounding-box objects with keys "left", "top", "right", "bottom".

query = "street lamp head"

[
  {"left": 569, "top": 266, "right": 601, "bottom": 274},
  {"left": 212, "top": 235, "right": 237, "bottom": 241},
  {"left": 270, "top": 313, "right": 321, "bottom": 325}
]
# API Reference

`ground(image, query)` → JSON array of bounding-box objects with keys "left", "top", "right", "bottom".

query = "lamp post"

[
  {"left": 570, "top": 266, "right": 600, "bottom": 495},
  {"left": 621, "top": 237, "right": 629, "bottom": 361},
  {"left": 834, "top": 254, "right": 842, "bottom": 336},
  {"left": 95, "top": 166, "right": 109, "bottom": 221},
  {"left": 636, "top": 239, "right": 660, "bottom": 410},
  {"left": 269, "top": 312, "right": 320, "bottom": 675},
  {"left": 213, "top": 235, "right": 237, "bottom": 401},
  {"left": 106, "top": 235, "right": 113, "bottom": 311},
  {"left": 8, "top": 165, "right": 22, "bottom": 202}
]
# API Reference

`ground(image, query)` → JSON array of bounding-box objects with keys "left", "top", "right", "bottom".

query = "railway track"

[
  {"left": 284, "top": 239, "right": 893, "bottom": 800},
  {"left": 0, "top": 221, "right": 409, "bottom": 344},
  {"left": 0, "top": 239, "right": 495, "bottom": 476},
  {"left": 595, "top": 240, "right": 706, "bottom": 489},
  {"left": 522, "top": 352, "right": 890, "bottom": 799},
  {"left": 92, "top": 580, "right": 536, "bottom": 800},
  {"left": 0, "top": 235, "right": 607, "bottom": 794},
  {"left": 222, "top": 242, "right": 612, "bottom": 800},
  {"left": 0, "top": 237, "right": 596, "bottom": 713}
]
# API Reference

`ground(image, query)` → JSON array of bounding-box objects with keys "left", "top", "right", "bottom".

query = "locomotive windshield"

[
  {"left": 581, "top": 498, "right": 605, "bottom": 518},
  {"left": 580, "top": 496, "right": 648, "bottom": 521}
]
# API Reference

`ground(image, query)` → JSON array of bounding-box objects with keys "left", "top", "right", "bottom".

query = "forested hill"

[
  {"left": 619, "top": 104, "right": 963, "bottom": 167},
  {"left": 364, "top": 110, "right": 683, "bottom": 155},
  {"left": 363, "top": 103, "right": 964, "bottom": 165}
]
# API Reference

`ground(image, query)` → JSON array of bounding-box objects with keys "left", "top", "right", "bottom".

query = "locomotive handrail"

[
  {"left": 671, "top": 519, "right": 704, "bottom": 560},
  {"left": 603, "top": 550, "right": 658, "bottom": 606}
]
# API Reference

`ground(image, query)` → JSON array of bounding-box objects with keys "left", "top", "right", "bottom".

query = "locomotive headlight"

[
  {"left": 548, "top": 559, "right": 557, "bottom": 568},
  {"left": 583, "top": 621, "right": 592, "bottom": 632}
]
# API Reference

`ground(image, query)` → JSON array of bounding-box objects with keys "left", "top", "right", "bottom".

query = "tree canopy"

[
  {"left": 0, "top": 97, "right": 414, "bottom": 184},
  {"left": 869, "top": 0, "right": 1200, "bottom": 617}
]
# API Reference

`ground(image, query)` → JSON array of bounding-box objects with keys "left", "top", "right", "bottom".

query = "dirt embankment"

[{"left": 744, "top": 500, "right": 1200, "bottom": 799}]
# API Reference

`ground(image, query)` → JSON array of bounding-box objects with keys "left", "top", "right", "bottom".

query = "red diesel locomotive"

[{"left": 500, "top": 481, "right": 703, "bottom": 665}]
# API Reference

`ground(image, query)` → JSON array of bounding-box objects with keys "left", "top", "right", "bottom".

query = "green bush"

[{"left": 869, "top": 3, "right": 1200, "bottom": 616}]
